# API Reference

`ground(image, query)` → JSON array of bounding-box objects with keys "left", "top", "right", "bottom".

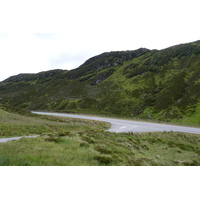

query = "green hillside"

[{"left": 1, "top": 40, "right": 200, "bottom": 125}]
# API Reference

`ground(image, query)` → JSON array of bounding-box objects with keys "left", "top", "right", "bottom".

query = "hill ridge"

[{"left": 1, "top": 40, "right": 200, "bottom": 124}]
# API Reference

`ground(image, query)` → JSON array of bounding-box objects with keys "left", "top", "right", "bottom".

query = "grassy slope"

[
  {"left": 1, "top": 41, "right": 200, "bottom": 125},
  {"left": 0, "top": 108, "right": 200, "bottom": 166}
]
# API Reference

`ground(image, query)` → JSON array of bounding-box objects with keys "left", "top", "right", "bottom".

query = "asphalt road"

[{"left": 32, "top": 111, "right": 200, "bottom": 134}]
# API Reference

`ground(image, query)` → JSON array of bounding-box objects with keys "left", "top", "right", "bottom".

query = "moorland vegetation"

[
  {"left": 1, "top": 40, "right": 200, "bottom": 166},
  {"left": 1, "top": 40, "right": 200, "bottom": 125},
  {"left": 0, "top": 105, "right": 199, "bottom": 166}
]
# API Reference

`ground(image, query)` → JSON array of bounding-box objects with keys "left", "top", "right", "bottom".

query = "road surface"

[
  {"left": 0, "top": 135, "right": 39, "bottom": 143},
  {"left": 32, "top": 111, "right": 200, "bottom": 134}
]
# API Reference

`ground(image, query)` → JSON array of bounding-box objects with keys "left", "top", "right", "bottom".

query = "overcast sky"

[{"left": 0, "top": 0, "right": 199, "bottom": 81}]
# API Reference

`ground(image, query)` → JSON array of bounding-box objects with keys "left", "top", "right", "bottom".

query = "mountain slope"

[{"left": 1, "top": 40, "right": 200, "bottom": 124}]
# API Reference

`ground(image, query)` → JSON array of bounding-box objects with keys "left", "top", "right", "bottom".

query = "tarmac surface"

[{"left": 32, "top": 111, "right": 200, "bottom": 134}]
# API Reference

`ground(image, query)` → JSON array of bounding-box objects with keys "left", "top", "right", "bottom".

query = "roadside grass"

[
  {"left": 171, "top": 103, "right": 200, "bottom": 126},
  {"left": 0, "top": 108, "right": 109, "bottom": 138},
  {"left": 0, "top": 108, "right": 200, "bottom": 166},
  {"left": 0, "top": 136, "right": 99, "bottom": 166}
]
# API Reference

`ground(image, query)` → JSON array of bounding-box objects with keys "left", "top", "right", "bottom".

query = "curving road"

[{"left": 32, "top": 111, "right": 200, "bottom": 135}]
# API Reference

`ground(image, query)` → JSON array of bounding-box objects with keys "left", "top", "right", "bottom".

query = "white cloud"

[
  {"left": 0, "top": 33, "right": 96, "bottom": 81},
  {"left": 0, "top": 0, "right": 199, "bottom": 81},
  {"left": 0, "top": 34, "right": 49, "bottom": 80}
]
